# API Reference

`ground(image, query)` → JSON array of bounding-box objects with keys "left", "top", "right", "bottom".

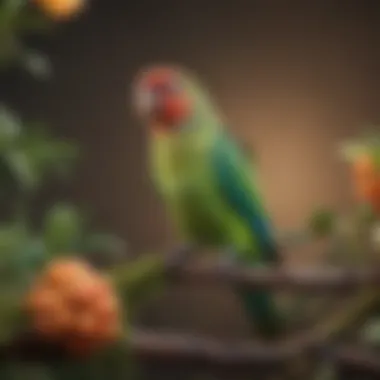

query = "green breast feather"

[{"left": 148, "top": 132, "right": 257, "bottom": 254}]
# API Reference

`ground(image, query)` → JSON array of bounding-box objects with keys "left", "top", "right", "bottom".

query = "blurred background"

[{"left": 1, "top": 0, "right": 379, "bottom": 340}]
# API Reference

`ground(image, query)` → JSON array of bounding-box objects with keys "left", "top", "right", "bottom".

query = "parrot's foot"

[{"left": 164, "top": 244, "right": 196, "bottom": 275}]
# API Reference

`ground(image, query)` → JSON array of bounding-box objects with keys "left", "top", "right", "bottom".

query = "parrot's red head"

[{"left": 133, "top": 66, "right": 192, "bottom": 132}]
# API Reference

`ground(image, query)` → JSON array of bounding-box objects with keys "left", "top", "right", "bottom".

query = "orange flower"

[
  {"left": 32, "top": 0, "right": 87, "bottom": 21},
  {"left": 352, "top": 153, "right": 380, "bottom": 213},
  {"left": 25, "top": 258, "right": 122, "bottom": 356}
]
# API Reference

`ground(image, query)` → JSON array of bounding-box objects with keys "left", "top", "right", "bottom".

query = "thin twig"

[
  {"left": 108, "top": 251, "right": 380, "bottom": 294},
  {"left": 297, "top": 290, "right": 380, "bottom": 345},
  {"left": 176, "top": 263, "right": 380, "bottom": 293}
]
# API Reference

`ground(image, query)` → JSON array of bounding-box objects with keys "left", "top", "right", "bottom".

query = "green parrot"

[{"left": 132, "top": 65, "right": 282, "bottom": 337}]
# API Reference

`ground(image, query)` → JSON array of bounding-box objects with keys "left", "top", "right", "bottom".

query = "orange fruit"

[
  {"left": 44, "top": 258, "right": 93, "bottom": 287},
  {"left": 62, "top": 278, "right": 96, "bottom": 305},
  {"left": 353, "top": 155, "right": 376, "bottom": 190},
  {"left": 354, "top": 178, "right": 373, "bottom": 200},
  {"left": 351, "top": 153, "right": 380, "bottom": 214},
  {"left": 35, "top": 309, "right": 72, "bottom": 338},
  {"left": 353, "top": 154, "right": 373, "bottom": 178},
  {"left": 26, "top": 288, "right": 57, "bottom": 314},
  {"left": 26, "top": 257, "right": 122, "bottom": 355},
  {"left": 33, "top": 0, "right": 86, "bottom": 21},
  {"left": 27, "top": 288, "right": 70, "bottom": 338},
  {"left": 73, "top": 311, "right": 96, "bottom": 336},
  {"left": 33, "top": 314, "right": 58, "bottom": 337}
]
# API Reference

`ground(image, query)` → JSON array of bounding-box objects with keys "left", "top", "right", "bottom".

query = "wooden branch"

[
  {"left": 130, "top": 329, "right": 380, "bottom": 375},
  {"left": 333, "top": 345, "right": 380, "bottom": 375},
  {"left": 129, "top": 329, "right": 297, "bottom": 369},
  {"left": 108, "top": 249, "right": 380, "bottom": 294},
  {"left": 175, "top": 263, "right": 380, "bottom": 293},
  {"left": 1, "top": 328, "right": 380, "bottom": 376}
]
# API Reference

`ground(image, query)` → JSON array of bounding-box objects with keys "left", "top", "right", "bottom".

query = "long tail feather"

[{"left": 239, "top": 288, "right": 283, "bottom": 337}]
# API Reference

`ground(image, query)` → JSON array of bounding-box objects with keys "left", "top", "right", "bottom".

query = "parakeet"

[{"left": 132, "top": 65, "right": 282, "bottom": 336}]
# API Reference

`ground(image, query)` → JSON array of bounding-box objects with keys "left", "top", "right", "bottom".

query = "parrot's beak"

[{"left": 155, "top": 93, "right": 192, "bottom": 127}]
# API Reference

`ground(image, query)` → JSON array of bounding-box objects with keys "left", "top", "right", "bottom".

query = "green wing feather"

[{"left": 211, "top": 131, "right": 282, "bottom": 336}]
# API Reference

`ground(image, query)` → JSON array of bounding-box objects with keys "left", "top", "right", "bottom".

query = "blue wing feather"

[{"left": 210, "top": 132, "right": 277, "bottom": 262}]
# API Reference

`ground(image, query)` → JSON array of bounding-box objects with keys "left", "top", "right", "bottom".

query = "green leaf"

[
  {"left": 0, "top": 292, "right": 23, "bottom": 344},
  {"left": 0, "top": 107, "right": 39, "bottom": 193},
  {"left": 1, "top": 127, "right": 79, "bottom": 191},
  {"left": 20, "top": 127, "right": 79, "bottom": 179},
  {"left": 0, "top": 223, "right": 28, "bottom": 257},
  {"left": 0, "top": 105, "right": 22, "bottom": 150},
  {"left": 4, "top": 149, "right": 41, "bottom": 191},
  {"left": 0, "top": 122, "right": 79, "bottom": 192},
  {"left": 308, "top": 208, "right": 336, "bottom": 237},
  {"left": 83, "top": 233, "right": 127, "bottom": 267},
  {"left": 17, "top": 237, "right": 47, "bottom": 277},
  {"left": 0, "top": 156, "right": 18, "bottom": 200},
  {"left": 3, "top": 0, "right": 27, "bottom": 14},
  {"left": 0, "top": 222, "right": 34, "bottom": 287},
  {"left": 355, "top": 202, "right": 377, "bottom": 226},
  {"left": 20, "top": 49, "right": 52, "bottom": 80},
  {"left": 109, "top": 254, "right": 166, "bottom": 315},
  {"left": 14, "top": 11, "right": 54, "bottom": 34},
  {"left": 44, "top": 140, "right": 79, "bottom": 177},
  {"left": 360, "top": 317, "right": 380, "bottom": 346},
  {"left": 83, "top": 233, "right": 127, "bottom": 256},
  {"left": 0, "top": 0, "right": 27, "bottom": 22},
  {"left": 43, "top": 203, "right": 86, "bottom": 256}
]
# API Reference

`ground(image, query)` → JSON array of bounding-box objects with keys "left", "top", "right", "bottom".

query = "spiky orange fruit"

[
  {"left": 32, "top": 0, "right": 86, "bottom": 21},
  {"left": 25, "top": 258, "right": 122, "bottom": 356}
]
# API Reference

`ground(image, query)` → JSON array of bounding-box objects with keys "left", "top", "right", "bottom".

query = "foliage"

[
  {"left": 0, "top": 1, "right": 165, "bottom": 380},
  {"left": 0, "top": 0, "right": 54, "bottom": 79},
  {"left": 308, "top": 207, "right": 336, "bottom": 238}
]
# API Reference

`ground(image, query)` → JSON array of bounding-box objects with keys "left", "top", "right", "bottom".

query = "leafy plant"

[
  {"left": 0, "top": 2, "right": 156, "bottom": 380},
  {"left": 0, "top": 0, "right": 54, "bottom": 79}
]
